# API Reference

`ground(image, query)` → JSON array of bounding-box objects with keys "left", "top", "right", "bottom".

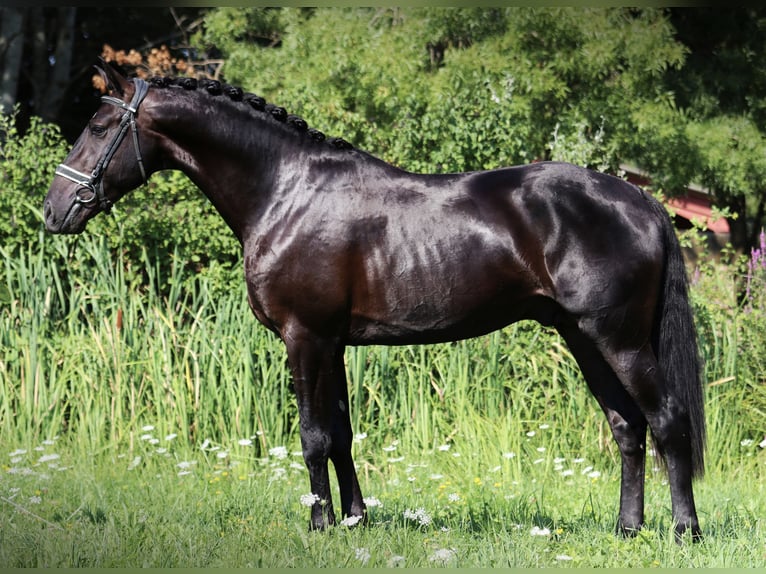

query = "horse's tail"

[{"left": 651, "top": 199, "right": 706, "bottom": 478}]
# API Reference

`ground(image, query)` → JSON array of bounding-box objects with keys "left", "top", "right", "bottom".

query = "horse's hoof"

[{"left": 674, "top": 522, "right": 703, "bottom": 544}]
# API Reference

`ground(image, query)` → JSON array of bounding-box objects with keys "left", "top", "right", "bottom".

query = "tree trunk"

[
  {"left": 725, "top": 193, "right": 749, "bottom": 254},
  {"left": 26, "top": 7, "right": 77, "bottom": 123},
  {"left": 42, "top": 7, "right": 77, "bottom": 122},
  {"left": 748, "top": 193, "right": 765, "bottom": 248},
  {"left": 0, "top": 7, "right": 26, "bottom": 115}
]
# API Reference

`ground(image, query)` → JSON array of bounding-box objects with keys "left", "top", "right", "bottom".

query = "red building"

[{"left": 620, "top": 163, "right": 729, "bottom": 235}]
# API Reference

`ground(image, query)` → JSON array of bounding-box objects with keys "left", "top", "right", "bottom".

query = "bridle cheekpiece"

[{"left": 55, "top": 78, "right": 150, "bottom": 212}]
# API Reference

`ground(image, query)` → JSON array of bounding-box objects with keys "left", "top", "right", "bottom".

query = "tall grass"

[
  {"left": 2, "top": 231, "right": 765, "bottom": 567},
  {"left": 1, "top": 231, "right": 763, "bottom": 472}
]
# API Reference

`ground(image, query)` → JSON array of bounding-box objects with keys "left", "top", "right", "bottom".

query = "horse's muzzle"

[{"left": 44, "top": 198, "right": 87, "bottom": 234}]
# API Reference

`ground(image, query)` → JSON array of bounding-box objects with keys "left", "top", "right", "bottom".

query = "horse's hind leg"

[
  {"left": 559, "top": 326, "right": 648, "bottom": 536},
  {"left": 598, "top": 341, "right": 701, "bottom": 540}
]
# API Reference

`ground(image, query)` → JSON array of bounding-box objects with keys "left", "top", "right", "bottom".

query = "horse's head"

[{"left": 44, "top": 60, "right": 155, "bottom": 234}]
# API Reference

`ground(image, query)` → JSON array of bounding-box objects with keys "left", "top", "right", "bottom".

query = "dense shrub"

[{"left": 0, "top": 111, "right": 241, "bottom": 296}]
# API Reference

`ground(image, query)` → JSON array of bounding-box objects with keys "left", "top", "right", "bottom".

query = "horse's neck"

[{"left": 156, "top": 100, "right": 289, "bottom": 242}]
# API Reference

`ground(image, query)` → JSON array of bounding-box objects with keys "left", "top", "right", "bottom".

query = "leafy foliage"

[
  {"left": 0, "top": 111, "right": 68, "bottom": 253},
  {"left": 0, "top": 109, "right": 240, "bottom": 296},
  {"left": 194, "top": 7, "right": 691, "bottom": 176}
]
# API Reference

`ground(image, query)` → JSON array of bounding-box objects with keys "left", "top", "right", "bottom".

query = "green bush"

[
  {"left": 0, "top": 111, "right": 241, "bottom": 297},
  {"left": 0, "top": 111, "right": 68, "bottom": 253}
]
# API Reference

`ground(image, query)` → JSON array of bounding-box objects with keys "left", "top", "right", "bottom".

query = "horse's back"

[{"left": 341, "top": 161, "right": 663, "bottom": 343}]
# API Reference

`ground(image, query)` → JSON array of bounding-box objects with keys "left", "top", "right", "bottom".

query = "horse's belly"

[{"left": 346, "top": 266, "right": 545, "bottom": 345}]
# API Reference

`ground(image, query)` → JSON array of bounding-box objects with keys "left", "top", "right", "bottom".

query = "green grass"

[
  {"left": 1, "top": 233, "right": 765, "bottom": 566},
  {"left": 1, "top": 430, "right": 764, "bottom": 567}
]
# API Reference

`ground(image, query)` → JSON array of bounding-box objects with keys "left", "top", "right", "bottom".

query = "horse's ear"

[{"left": 94, "top": 57, "right": 130, "bottom": 97}]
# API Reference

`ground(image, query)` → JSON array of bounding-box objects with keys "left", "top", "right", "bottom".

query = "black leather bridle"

[{"left": 54, "top": 78, "right": 150, "bottom": 212}]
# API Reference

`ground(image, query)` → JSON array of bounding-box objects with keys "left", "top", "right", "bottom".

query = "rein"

[{"left": 55, "top": 78, "right": 150, "bottom": 212}]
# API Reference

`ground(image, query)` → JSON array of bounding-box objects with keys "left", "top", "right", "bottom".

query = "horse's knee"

[
  {"left": 301, "top": 430, "right": 332, "bottom": 466},
  {"left": 609, "top": 416, "right": 646, "bottom": 458},
  {"left": 648, "top": 403, "right": 691, "bottom": 450}
]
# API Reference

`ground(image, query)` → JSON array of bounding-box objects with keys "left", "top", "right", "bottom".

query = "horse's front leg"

[
  {"left": 329, "top": 352, "right": 366, "bottom": 523},
  {"left": 283, "top": 327, "right": 364, "bottom": 529}
]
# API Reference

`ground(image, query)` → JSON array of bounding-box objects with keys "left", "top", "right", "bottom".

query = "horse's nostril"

[{"left": 44, "top": 200, "right": 57, "bottom": 230}]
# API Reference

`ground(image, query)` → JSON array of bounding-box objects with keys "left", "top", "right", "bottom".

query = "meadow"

[{"left": 1, "top": 230, "right": 765, "bottom": 567}]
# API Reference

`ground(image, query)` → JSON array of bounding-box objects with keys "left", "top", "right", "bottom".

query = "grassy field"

[
  {"left": 1, "top": 428, "right": 764, "bottom": 567},
  {"left": 1, "top": 233, "right": 765, "bottom": 567}
]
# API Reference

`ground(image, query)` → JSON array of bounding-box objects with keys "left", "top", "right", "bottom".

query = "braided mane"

[{"left": 147, "top": 76, "right": 354, "bottom": 150}]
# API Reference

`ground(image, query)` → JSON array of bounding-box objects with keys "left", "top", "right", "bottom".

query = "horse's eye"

[{"left": 90, "top": 124, "right": 107, "bottom": 137}]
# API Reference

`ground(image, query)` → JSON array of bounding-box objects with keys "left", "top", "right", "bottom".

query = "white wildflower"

[
  {"left": 526, "top": 431, "right": 536, "bottom": 437},
  {"left": 353, "top": 432, "right": 367, "bottom": 442},
  {"left": 438, "top": 444, "right": 451, "bottom": 451},
  {"left": 530, "top": 526, "right": 551, "bottom": 536},
  {"left": 216, "top": 451, "right": 229, "bottom": 459},
  {"left": 760, "top": 437, "right": 766, "bottom": 449},
  {"left": 561, "top": 469, "right": 574, "bottom": 477},
  {"left": 165, "top": 433, "right": 178, "bottom": 441},
  {"left": 403, "top": 507, "right": 432, "bottom": 526},
  {"left": 341, "top": 515, "right": 363, "bottom": 527},
  {"left": 28, "top": 496, "right": 42, "bottom": 505},
  {"left": 503, "top": 452, "right": 516, "bottom": 459},
  {"left": 428, "top": 548, "right": 456, "bottom": 565},
  {"left": 238, "top": 438, "right": 253, "bottom": 447},
  {"left": 588, "top": 470, "right": 601, "bottom": 479},
  {"left": 741, "top": 439, "right": 754, "bottom": 447},
  {"left": 140, "top": 434, "right": 153, "bottom": 442},
  {"left": 448, "top": 493, "right": 461, "bottom": 503},
  {"left": 300, "top": 493, "right": 320, "bottom": 507},
  {"left": 388, "top": 555, "right": 405, "bottom": 567},
  {"left": 355, "top": 547, "right": 371, "bottom": 565},
  {"left": 141, "top": 425, "right": 155, "bottom": 432},
  {"left": 556, "top": 554, "right": 573, "bottom": 561},
  {"left": 364, "top": 496, "right": 382, "bottom": 507},
  {"left": 9, "top": 449, "right": 27, "bottom": 457},
  {"left": 128, "top": 456, "right": 141, "bottom": 470},
  {"left": 177, "top": 460, "right": 196, "bottom": 469},
  {"left": 268, "top": 446, "right": 288, "bottom": 459}
]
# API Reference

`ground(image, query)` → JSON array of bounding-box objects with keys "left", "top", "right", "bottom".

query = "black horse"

[{"left": 44, "top": 62, "right": 705, "bottom": 539}]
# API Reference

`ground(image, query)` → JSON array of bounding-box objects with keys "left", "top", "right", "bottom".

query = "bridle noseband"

[{"left": 55, "top": 78, "right": 150, "bottom": 212}]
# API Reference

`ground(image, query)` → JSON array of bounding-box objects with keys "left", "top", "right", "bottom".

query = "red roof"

[{"left": 620, "top": 164, "right": 729, "bottom": 234}]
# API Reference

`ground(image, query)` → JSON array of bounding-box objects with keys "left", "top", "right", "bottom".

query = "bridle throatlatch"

[{"left": 54, "top": 78, "right": 150, "bottom": 212}]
